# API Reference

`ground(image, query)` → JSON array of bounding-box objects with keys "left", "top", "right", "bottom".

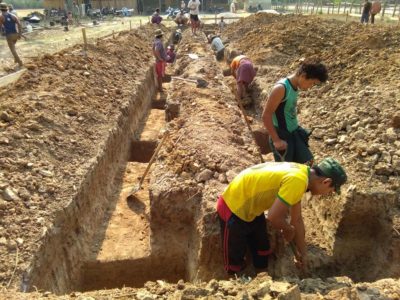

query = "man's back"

[
  {"left": 1, "top": 12, "right": 17, "bottom": 35},
  {"left": 222, "top": 162, "right": 309, "bottom": 222}
]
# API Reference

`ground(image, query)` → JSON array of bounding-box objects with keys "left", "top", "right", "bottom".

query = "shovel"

[
  {"left": 163, "top": 75, "right": 208, "bottom": 88},
  {"left": 127, "top": 131, "right": 168, "bottom": 197}
]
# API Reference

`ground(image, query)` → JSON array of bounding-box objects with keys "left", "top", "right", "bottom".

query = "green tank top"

[{"left": 272, "top": 78, "right": 299, "bottom": 133}]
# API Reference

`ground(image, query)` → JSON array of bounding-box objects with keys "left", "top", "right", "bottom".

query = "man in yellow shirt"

[{"left": 217, "top": 158, "right": 347, "bottom": 274}]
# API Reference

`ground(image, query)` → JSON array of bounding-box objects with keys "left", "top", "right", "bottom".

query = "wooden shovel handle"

[{"left": 136, "top": 131, "right": 168, "bottom": 189}]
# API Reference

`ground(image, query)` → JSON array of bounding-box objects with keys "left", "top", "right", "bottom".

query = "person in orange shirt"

[{"left": 230, "top": 54, "right": 257, "bottom": 105}]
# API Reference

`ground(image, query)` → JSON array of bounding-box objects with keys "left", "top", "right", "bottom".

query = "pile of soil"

[
  {"left": 1, "top": 273, "right": 399, "bottom": 299},
  {"left": 0, "top": 24, "right": 162, "bottom": 290},
  {"left": 222, "top": 14, "right": 400, "bottom": 191},
  {"left": 1, "top": 13, "right": 399, "bottom": 299}
]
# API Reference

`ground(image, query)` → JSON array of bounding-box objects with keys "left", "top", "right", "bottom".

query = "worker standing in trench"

[
  {"left": 152, "top": 29, "right": 169, "bottom": 93},
  {"left": 262, "top": 60, "right": 328, "bottom": 165},
  {"left": 216, "top": 158, "right": 347, "bottom": 274}
]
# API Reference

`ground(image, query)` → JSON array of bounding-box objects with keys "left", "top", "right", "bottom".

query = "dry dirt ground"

[{"left": 0, "top": 13, "right": 400, "bottom": 299}]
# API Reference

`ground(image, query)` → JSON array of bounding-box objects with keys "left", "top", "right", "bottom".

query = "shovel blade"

[
  {"left": 163, "top": 74, "right": 172, "bottom": 83},
  {"left": 196, "top": 79, "right": 208, "bottom": 88}
]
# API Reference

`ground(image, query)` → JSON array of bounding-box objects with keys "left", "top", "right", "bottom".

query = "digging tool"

[
  {"left": 127, "top": 131, "right": 168, "bottom": 196},
  {"left": 235, "top": 97, "right": 265, "bottom": 163},
  {"left": 163, "top": 75, "right": 209, "bottom": 88}
]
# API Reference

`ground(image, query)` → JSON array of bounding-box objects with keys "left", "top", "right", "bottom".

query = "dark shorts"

[
  {"left": 190, "top": 14, "right": 199, "bottom": 21},
  {"left": 269, "top": 126, "right": 313, "bottom": 164},
  {"left": 216, "top": 48, "right": 225, "bottom": 61},
  {"left": 217, "top": 196, "right": 271, "bottom": 273}
]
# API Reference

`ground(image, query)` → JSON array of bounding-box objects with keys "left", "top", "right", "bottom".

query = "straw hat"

[{"left": 154, "top": 28, "right": 163, "bottom": 37}]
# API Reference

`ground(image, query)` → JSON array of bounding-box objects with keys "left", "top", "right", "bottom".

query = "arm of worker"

[
  {"left": 267, "top": 198, "right": 295, "bottom": 242},
  {"left": 262, "top": 85, "right": 288, "bottom": 151},
  {"left": 290, "top": 202, "right": 307, "bottom": 269}
]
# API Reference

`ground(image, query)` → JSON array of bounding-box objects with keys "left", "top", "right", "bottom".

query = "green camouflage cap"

[
  {"left": 316, "top": 157, "right": 347, "bottom": 194},
  {"left": 0, "top": 3, "right": 9, "bottom": 10}
]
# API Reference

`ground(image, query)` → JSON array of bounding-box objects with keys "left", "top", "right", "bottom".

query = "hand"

[
  {"left": 273, "top": 139, "right": 288, "bottom": 151},
  {"left": 282, "top": 225, "right": 295, "bottom": 242},
  {"left": 295, "top": 253, "right": 308, "bottom": 273}
]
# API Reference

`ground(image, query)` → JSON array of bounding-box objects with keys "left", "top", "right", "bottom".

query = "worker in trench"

[
  {"left": 228, "top": 51, "right": 258, "bottom": 106},
  {"left": 152, "top": 28, "right": 170, "bottom": 93},
  {"left": 262, "top": 59, "right": 328, "bottom": 165},
  {"left": 207, "top": 34, "right": 225, "bottom": 61},
  {"left": 217, "top": 158, "right": 347, "bottom": 274}
]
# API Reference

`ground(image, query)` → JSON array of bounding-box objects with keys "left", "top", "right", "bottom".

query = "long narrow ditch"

[{"left": 20, "top": 24, "right": 399, "bottom": 295}]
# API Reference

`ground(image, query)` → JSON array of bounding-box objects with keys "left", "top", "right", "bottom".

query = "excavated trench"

[{"left": 20, "top": 26, "right": 399, "bottom": 295}]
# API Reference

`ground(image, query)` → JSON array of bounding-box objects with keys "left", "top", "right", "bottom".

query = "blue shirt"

[
  {"left": 211, "top": 37, "right": 224, "bottom": 52},
  {"left": 2, "top": 12, "right": 17, "bottom": 35}
]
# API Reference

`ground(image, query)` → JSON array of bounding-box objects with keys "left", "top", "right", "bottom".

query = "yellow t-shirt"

[{"left": 222, "top": 162, "right": 309, "bottom": 222}]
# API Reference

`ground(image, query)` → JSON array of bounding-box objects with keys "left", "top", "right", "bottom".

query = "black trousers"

[{"left": 219, "top": 213, "right": 271, "bottom": 273}]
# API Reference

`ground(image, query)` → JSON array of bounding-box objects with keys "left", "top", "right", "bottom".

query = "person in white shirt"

[
  {"left": 218, "top": 16, "right": 225, "bottom": 33},
  {"left": 188, "top": 0, "right": 201, "bottom": 35},
  {"left": 230, "top": 1, "right": 236, "bottom": 13},
  {"left": 208, "top": 34, "right": 225, "bottom": 61}
]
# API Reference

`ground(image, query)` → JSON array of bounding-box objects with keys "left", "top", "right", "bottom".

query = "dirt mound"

[
  {"left": 0, "top": 24, "right": 161, "bottom": 290},
  {"left": 223, "top": 13, "right": 400, "bottom": 190},
  {"left": 1, "top": 13, "right": 399, "bottom": 299}
]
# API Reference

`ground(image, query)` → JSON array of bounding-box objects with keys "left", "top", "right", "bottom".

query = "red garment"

[{"left": 155, "top": 61, "right": 165, "bottom": 78}]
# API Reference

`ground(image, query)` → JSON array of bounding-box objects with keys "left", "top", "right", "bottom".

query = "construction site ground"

[{"left": 0, "top": 12, "right": 399, "bottom": 300}]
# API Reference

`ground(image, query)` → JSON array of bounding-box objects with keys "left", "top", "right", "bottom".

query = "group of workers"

[{"left": 152, "top": 22, "right": 348, "bottom": 276}]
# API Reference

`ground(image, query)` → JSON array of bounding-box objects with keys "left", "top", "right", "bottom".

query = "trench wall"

[
  {"left": 304, "top": 187, "right": 399, "bottom": 282},
  {"left": 25, "top": 67, "right": 156, "bottom": 294}
]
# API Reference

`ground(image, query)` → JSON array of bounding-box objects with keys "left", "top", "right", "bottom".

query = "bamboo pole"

[
  {"left": 381, "top": 0, "right": 387, "bottom": 18},
  {"left": 82, "top": 28, "right": 87, "bottom": 52},
  {"left": 393, "top": 0, "right": 398, "bottom": 17},
  {"left": 129, "top": 20, "right": 132, "bottom": 30}
]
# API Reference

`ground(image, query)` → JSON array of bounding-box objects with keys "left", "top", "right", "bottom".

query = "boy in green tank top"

[{"left": 262, "top": 61, "right": 328, "bottom": 165}]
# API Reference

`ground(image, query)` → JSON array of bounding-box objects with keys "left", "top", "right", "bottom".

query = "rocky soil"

[
  {"left": 0, "top": 13, "right": 399, "bottom": 299},
  {"left": 0, "top": 24, "right": 163, "bottom": 291}
]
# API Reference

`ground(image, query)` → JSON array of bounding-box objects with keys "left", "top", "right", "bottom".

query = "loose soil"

[{"left": 0, "top": 13, "right": 399, "bottom": 299}]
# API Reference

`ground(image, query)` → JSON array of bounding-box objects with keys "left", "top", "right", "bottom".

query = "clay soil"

[{"left": 0, "top": 13, "right": 400, "bottom": 299}]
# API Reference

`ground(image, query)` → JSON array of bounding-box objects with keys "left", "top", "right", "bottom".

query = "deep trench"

[{"left": 21, "top": 26, "right": 398, "bottom": 295}]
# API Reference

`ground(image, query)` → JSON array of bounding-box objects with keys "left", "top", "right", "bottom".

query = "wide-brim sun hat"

[{"left": 154, "top": 28, "right": 163, "bottom": 37}]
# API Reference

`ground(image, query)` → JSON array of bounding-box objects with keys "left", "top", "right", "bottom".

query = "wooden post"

[
  {"left": 381, "top": 0, "right": 387, "bottom": 19},
  {"left": 346, "top": 11, "right": 349, "bottom": 21},
  {"left": 82, "top": 28, "right": 87, "bottom": 52},
  {"left": 112, "top": 30, "right": 115, "bottom": 39},
  {"left": 393, "top": 0, "right": 398, "bottom": 17},
  {"left": 215, "top": 10, "right": 217, "bottom": 24},
  {"left": 140, "top": 19, "right": 142, "bottom": 27},
  {"left": 129, "top": 20, "right": 132, "bottom": 30}
]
